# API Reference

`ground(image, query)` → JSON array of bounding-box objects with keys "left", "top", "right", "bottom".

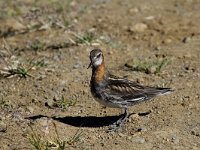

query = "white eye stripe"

[{"left": 95, "top": 53, "right": 101, "bottom": 59}]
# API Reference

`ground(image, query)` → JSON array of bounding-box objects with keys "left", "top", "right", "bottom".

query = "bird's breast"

[{"left": 93, "top": 64, "right": 105, "bottom": 84}]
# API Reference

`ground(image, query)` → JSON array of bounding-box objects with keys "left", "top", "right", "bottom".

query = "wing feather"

[{"left": 104, "top": 74, "right": 172, "bottom": 105}]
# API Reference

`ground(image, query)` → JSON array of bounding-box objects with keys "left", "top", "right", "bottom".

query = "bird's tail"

[
  {"left": 154, "top": 88, "right": 173, "bottom": 96},
  {"left": 145, "top": 87, "right": 173, "bottom": 98}
]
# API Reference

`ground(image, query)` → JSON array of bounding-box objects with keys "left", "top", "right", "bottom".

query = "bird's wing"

[
  {"left": 107, "top": 74, "right": 145, "bottom": 94},
  {"left": 103, "top": 75, "right": 147, "bottom": 104},
  {"left": 103, "top": 74, "right": 172, "bottom": 105}
]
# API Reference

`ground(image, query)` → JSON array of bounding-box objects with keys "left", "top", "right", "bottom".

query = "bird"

[{"left": 88, "top": 49, "right": 173, "bottom": 131}]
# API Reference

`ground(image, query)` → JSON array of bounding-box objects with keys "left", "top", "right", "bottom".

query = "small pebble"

[
  {"left": 73, "top": 61, "right": 82, "bottom": 69},
  {"left": 182, "top": 37, "right": 191, "bottom": 43},
  {"left": 27, "top": 106, "right": 34, "bottom": 114},
  {"left": 37, "top": 118, "right": 51, "bottom": 134},
  {"left": 133, "top": 136, "right": 146, "bottom": 144},
  {"left": 137, "top": 127, "right": 147, "bottom": 132},
  {"left": 128, "top": 8, "right": 139, "bottom": 14},
  {"left": 128, "top": 23, "right": 148, "bottom": 33},
  {"left": 0, "top": 121, "right": 7, "bottom": 132},
  {"left": 163, "top": 38, "right": 172, "bottom": 44},
  {"left": 148, "top": 66, "right": 157, "bottom": 74},
  {"left": 170, "top": 134, "right": 180, "bottom": 144},
  {"left": 45, "top": 100, "right": 54, "bottom": 108},
  {"left": 118, "top": 133, "right": 126, "bottom": 137},
  {"left": 154, "top": 46, "right": 161, "bottom": 51},
  {"left": 191, "top": 127, "right": 199, "bottom": 136},
  {"left": 172, "top": 137, "right": 179, "bottom": 144}
]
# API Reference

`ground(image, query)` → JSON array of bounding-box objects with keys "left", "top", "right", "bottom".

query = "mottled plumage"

[{"left": 88, "top": 49, "right": 172, "bottom": 130}]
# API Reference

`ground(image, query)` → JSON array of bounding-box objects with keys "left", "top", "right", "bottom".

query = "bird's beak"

[{"left": 87, "top": 61, "right": 92, "bottom": 69}]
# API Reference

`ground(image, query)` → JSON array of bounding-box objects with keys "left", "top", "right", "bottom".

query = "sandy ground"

[{"left": 0, "top": 0, "right": 199, "bottom": 149}]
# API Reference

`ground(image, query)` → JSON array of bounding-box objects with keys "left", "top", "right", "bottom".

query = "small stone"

[
  {"left": 45, "top": 99, "right": 54, "bottom": 108},
  {"left": 36, "top": 74, "right": 46, "bottom": 80},
  {"left": 129, "top": 23, "right": 148, "bottom": 33},
  {"left": 136, "top": 78, "right": 145, "bottom": 84},
  {"left": 118, "top": 133, "right": 126, "bottom": 137},
  {"left": 170, "top": 134, "right": 179, "bottom": 144},
  {"left": 37, "top": 118, "right": 51, "bottom": 134},
  {"left": 163, "top": 38, "right": 172, "bottom": 44},
  {"left": 91, "top": 43, "right": 100, "bottom": 46},
  {"left": 133, "top": 136, "right": 146, "bottom": 144},
  {"left": 183, "top": 53, "right": 192, "bottom": 58},
  {"left": 182, "top": 37, "right": 191, "bottom": 43},
  {"left": 191, "top": 127, "right": 199, "bottom": 136},
  {"left": 128, "top": 8, "right": 139, "bottom": 14},
  {"left": 166, "top": 138, "right": 170, "bottom": 142},
  {"left": 108, "top": 50, "right": 113, "bottom": 55},
  {"left": 13, "top": 112, "right": 24, "bottom": 121},
  {"left": 97, "top": 18, "right": 103, "bottom": 23},
  {"left": 172, "top": 137, "right": 179, "bottom": 144},
  {"left": 5, "top": 18, "right": 25, "bottom": 30},
  {"left": 69, "top": 1, "right": 76, "bottom": 7},
  {"left": 0, "top": 121, "right": 7, "bottom": 132},
  {"left": 137, "top": 127, "right": 147, "bottom": 132},
  {"left": 148, "top": 66, "right": 157, "bottom": 74},
  {"left": 132, "top": 35, "right": 139, "bottom": 40},
  {"left": 124, "top": 60, "right": 134, "bottom": 69},
  {"left": 129, "top": 113, "right": 139, "bottom": 119},
  {"left": 145, "top": 16, "right": 155, "bottom": 20},
  {"left": 73, "top": 61, "right": 82, "bottom": 69},
  {"left": 27, "top": 106, "right": 34, "bottom": 114},
  {"left": 154, "top": 46, "right": 161, "bottom": 51},
  {"left": 82, "top": 89, "right": 88, "bottom": 95}
]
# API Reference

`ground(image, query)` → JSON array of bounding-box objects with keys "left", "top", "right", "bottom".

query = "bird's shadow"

[
  {"left": 26, "top": 114, "right": 122, "bottom": 127},
  {"left": 26, "top": 112, "right": 150, "bottom": 128}
]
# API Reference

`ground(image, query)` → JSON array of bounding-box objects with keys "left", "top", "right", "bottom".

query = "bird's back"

[{"left": 98, "top": 74, "right": 173, "bottom": 107}]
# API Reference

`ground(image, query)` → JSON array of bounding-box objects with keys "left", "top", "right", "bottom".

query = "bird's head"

[{"left": 88, "top": 49, "right": 104, "bottom": 69}]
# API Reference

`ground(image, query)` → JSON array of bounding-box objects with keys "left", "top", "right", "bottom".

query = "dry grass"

[{"left": 28, "top": 123, "right": 83, "bottom": 150}]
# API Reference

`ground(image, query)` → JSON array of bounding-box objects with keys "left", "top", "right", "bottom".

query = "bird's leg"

[
  {"left": 116, "top": 107, "right": 128, "bottom": 126},
  {"left": 108, "top": 107, "right": 128, "bottom": 132}
]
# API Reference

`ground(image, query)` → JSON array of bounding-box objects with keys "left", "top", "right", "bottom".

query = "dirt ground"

[{"left": 0, "top": 0, "right": 199, "bottom": 149}]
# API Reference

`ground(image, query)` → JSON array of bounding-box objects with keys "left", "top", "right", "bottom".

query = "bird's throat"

[{"left": 92, "top": 63, "right": 105, "bottom": 83}]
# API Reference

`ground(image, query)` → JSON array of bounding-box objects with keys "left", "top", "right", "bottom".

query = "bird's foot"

[
  {"left": 107, "top": 114, "right": 128, "bottom": 132},
  {"left": 107, "top": 123, "right": 123, "bottom": 132}
]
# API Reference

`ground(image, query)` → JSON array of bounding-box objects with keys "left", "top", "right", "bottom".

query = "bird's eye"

[{"left": 97, "top": 53, "right": 101, "bottom": 58}]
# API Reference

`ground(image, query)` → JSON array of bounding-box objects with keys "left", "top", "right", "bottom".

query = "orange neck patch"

[{"left": 95, "top": 63, "right": 105, "bottom": 83}]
